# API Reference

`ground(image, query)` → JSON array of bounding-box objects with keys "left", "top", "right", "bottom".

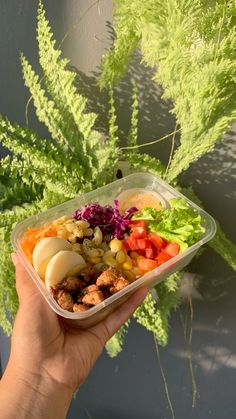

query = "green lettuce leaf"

[{"left": 133, "top": 198, "right": 205, "bottom": 250}]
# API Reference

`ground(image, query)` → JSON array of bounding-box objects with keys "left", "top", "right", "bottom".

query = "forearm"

[{"left": 0, "top": 362, "right": 73, "bottom": 419}]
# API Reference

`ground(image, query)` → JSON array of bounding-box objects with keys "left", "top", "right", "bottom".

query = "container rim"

[{"left": 11, "top": 172, "right": 217, "bottom": 320}]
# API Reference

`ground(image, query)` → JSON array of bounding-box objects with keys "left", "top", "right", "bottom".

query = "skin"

[{"left": 0, "top": 253, "right": 147, "bottom": 419}]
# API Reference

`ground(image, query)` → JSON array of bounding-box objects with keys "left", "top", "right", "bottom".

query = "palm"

[{"left": 11, "top": 254, "right": 147, "bottom": 392}]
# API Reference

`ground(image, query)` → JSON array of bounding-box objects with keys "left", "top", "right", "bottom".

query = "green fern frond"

[
  {"left": 99, "top": 1, "right": 139, "bottom": 88},
  {"left": 37, "top": 1, "right": 111, "bottom": 175},
  {"left": 124, "top": 151, "right": 165, "bottom": 177},
  {"left": 108, "top": 84, "right": 119, "bottom": 149},
  {"left": 0, "top": 200, "right": 42, "bottom": 334},
  {"left": 134, "top": 272, "right": 182, "bottom": 346},
  {"left": 181, "top": 185, "right": 236, "bottom": 272},
  {"left": 101, "top": 0, "right": 236, "bottom": 181},
  {"left": 0, "top": 175, "right": 42, "bottom": 211},
  {"left": 208, "top": 222, "right": 236, "bottom": 272},
  {"left": 21, "top": 53, "right": 79, "bottom": 156},
  {"left": 127, "top": 81, "right": 138, "bottom": 148},
  {"left": 105, "top": 321, "right": 130, "bottom": 358}
]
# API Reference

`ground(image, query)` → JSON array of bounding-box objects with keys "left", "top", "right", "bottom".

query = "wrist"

[{"left": 0, "top": 361, "right": 73, "bottom": 419}]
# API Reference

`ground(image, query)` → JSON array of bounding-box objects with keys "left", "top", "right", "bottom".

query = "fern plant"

[
  {"left": 100, "top": 0, "right": 236, "bottom": 355},
  {"left": 0, "top": 1, "right": 235, "bottom": 357}
]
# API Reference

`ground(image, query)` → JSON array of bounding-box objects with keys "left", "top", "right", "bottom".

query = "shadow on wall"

[{"left": 181, "top": 133, "right": 236, "bottom": 202}]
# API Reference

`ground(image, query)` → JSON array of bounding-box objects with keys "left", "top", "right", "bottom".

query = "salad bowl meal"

[{"left": 11, "top": 173, "right": 216, "bottom": 327}]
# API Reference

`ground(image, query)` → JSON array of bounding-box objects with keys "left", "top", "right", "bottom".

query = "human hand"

[{"left": 0, "top": 253, "right": 147, "bottom": 419}]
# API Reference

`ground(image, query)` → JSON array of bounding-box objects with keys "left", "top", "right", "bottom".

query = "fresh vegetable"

[
  {"left": 20, "top": 196, "right": 205, "bottom": 313},
  {"left": 21, "top": 223, "right": 58, "bottom": 262},
  {"left": 72, "top": 201, "right": 137, "bottom": 239},
  {"left": 133, "top": 198, "right": 205, "bottom": 249},
  {"left": 137, "top": 258, "right": 159, "bottom": 273}
]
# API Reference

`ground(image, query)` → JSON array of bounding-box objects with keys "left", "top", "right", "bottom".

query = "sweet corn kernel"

[
  {"left": 116, "top": 250, "right": 126, "bottom": 264},
  {"left": 109, "top": 239, "right": 123, "bottom": 253},
  {"left": 122, "top": 255, "right": 132, "bottom": 270}
]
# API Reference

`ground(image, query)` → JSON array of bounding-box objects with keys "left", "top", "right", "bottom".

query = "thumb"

[{"left": 11, "top": 253, "right": 39, "bottom": 304}]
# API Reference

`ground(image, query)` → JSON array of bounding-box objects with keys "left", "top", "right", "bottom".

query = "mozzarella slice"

[
  {"left": 45, "top": 250, "right": 86, "bottom": 289},
  {"left": 32, "top": 237, "right": 72, "bottom": 278}
]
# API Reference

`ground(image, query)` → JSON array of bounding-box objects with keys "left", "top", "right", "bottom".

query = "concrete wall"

[{"left": 0, "top": 1, "right": 236, "bottom": 418}]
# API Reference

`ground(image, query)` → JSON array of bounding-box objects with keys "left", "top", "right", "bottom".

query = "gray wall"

[{"left": 0, "top": 1, "right": 236, "bottom": 418}]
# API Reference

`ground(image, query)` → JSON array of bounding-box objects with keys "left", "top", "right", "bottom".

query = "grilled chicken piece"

[
  {"left": 82, "top": 290, "right": 104, "bottom": 305},
  {"left": 73, "top": 303, "right": 90, "bottom": 312},
  {"left": 96, "top": 267, "right": 123, "bottom": 287},
  {"left": 57, "top": 290, "right": 74, "bottom": 311}
]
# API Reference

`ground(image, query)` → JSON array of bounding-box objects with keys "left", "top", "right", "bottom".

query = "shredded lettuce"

[{"left": 132, "top": 198, "right": 205, "bottom": 250}]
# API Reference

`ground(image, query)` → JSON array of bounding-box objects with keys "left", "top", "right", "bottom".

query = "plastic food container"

[{"left": 11, "top": 172, "right": 216, "bottom": 328}]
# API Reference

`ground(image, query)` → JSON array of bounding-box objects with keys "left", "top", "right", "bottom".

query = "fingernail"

[{"left": 11, "top": 253, "right": 19, "bottom": 265}]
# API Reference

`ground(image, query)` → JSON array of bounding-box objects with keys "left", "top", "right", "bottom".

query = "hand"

[{"left": 0, "top": 253, "right": 147, "bottom": 419}]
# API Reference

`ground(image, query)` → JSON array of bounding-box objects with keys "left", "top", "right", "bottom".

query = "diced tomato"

[
  {"left": 137, "top": 257, "right": 159, "bottom": 272},
  {"left": 122, "top": 240, "right": 131, "bottom": 251},
  {"left": 137, "top": 248, "right": 146, "bottom": 256},
  {"left": 164, "top": 242, "right": 180, "bottom": 257},
  {"left": 130, "top": 226, "right": 147, "bottom": 239},
  {"left": 126, "top": 235, "right": 139, "bottom": 250},
  {"left": 155, "top": 251, "right": 172, "bottom": 266},
  {"left": 145, "top": 247, "right": 155, "bottom": 259},
  {"left": 130, "top": 220, "right": 147, "bottom": 229},
  {"left": 137, "top": 238, "right": 152, "bottom": 249},
  {"left": 148, "top": 232, "right": 164, "bottom": 250}
]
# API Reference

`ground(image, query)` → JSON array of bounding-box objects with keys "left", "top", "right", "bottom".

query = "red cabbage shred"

[{"left": 72, "top": 202, "right": 138, "bottom": 239}]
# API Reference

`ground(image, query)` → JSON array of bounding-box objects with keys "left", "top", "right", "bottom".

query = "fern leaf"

[
  {"left": 101, "top": 1, "right": 236, "bottom": 182},
  {"left": 0, "top": 200, "right": 42, "bottom": 334},
  {"left": 209, "top": 222, "right": 236, "bottom": 272},
  {"left": 181, "top": 186, "right": 236, "bottom": 272},
  {"left": 37, "top": 1, "right": 106, "bottom": 173},
  {"left": 99, "top": 1, "right": 139, "bottom": 88},
  {"left": 124, "top": 151, "right": 165, "bottom": 177},
  {"left": 134, "top": 272, "right": 182, "bottom": 346},
  {"left": 105, "top": 321, "right": 130, "bottom": 358},
  {"left": 127, "top": 81, "right": 139, "bottom": 148},
  {"left": 20, "top": 54, "right": 82, "bottom": 159},
  {"left": 108, "top": 85, "right": 119, "bottom": 149}
]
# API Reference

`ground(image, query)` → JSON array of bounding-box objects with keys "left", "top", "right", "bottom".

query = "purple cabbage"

[{"left": 72, "top": 201, "right": 138, "bottom": 240}]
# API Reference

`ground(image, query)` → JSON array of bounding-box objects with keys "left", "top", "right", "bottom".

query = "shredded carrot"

[{"left": 21, "top": 223, "right": 58, "bottom": 263}]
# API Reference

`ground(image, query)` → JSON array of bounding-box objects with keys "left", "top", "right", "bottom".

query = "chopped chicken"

[
  {"left": 57, "top": 276, "right": 85, "bottom": 293},
  {"left": 57, "top": 290, "right": 74, "bottom": 312},
  {"left": 113, "top": 277, "right": 130, "bottom": 291},
  {"left": 73, "top": 303, "right": 90, "bottom": 313},
  {"left": 96, "top": 267, "right": 125, "bottom": 287},
  {"left": 82, "top": 290, "right": 104, "bottom": 305}
]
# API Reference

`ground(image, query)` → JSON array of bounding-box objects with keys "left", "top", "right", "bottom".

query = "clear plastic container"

[{"left": 11, "top": 172, "right": 216, "bottom": 328}]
